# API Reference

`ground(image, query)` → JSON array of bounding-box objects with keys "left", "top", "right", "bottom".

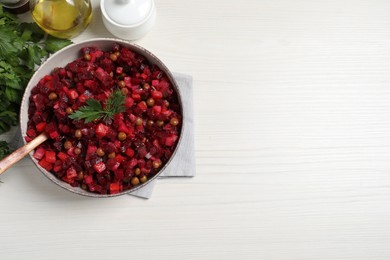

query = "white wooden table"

[{"left": 1, "top": 0, "right": 390, "bottom": 259}]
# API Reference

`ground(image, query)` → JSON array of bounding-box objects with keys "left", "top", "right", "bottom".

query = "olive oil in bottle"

[{"left": 30, "top": 0, "right": 92, "bottom": 39}]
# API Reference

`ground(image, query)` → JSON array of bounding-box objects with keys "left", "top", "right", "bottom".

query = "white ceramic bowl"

[
  {"left": 20, "top": 38, "right": 183, "bottom": 197},
  {"left": 101, "top": 0, "right": 156, "bottom": 41}
]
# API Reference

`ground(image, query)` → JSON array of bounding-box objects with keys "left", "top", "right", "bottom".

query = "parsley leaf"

[
  {"left": 0, "top": 140, "right": 11, "bottom": 160},
  {"left": 0, "top": 27, "right": 20, "bottom": 57},
  {"left": 45, "top": 35, "right": 72, "bottom": 53},
  {"left": 69, "top": 99, "right": 104, "bottom": 123},
  {"left": 69, "top": 90, "right": 126, "bottom": 123},
  {"left": 0, "top": 110, "right": 17, "bottom": 133}
]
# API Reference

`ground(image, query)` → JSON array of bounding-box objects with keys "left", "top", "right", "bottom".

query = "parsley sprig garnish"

[{"left": 69, "top": 90, "right": 125, "bottom": 123}]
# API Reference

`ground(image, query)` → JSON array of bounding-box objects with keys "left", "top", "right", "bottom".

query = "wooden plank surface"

[{"left": 1, "top": 0, "right": 390, "bottom": 259}]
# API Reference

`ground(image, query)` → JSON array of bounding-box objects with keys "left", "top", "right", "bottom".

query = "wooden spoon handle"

[{"left": 0, "top": 132, "right": 48, "bottom": 175}]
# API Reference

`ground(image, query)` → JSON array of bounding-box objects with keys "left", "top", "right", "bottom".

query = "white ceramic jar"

[{"left": 100, "top": 0, "right": 156, "bottom": 41}]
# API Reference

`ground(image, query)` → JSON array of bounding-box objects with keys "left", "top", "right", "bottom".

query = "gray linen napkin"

[{"left": 129, "top": 72, "right": 196, "bottom": 199}]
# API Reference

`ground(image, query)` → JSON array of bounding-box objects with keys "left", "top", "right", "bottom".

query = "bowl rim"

[{"left": 20, "top": 38, "right": 185, "bottom": 198}]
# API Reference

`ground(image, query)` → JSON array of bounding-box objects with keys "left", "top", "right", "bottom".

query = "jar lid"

[{"left": 102, "top": 0, "right": 153, "bottom": 26}]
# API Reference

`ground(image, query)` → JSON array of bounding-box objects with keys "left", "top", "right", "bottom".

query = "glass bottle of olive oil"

[{"left": 30, "top": 0, "right": 92, "bottom": 39}]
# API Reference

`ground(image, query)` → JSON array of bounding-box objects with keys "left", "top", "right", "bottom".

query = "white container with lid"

[{"left": 100, "top": 0, "right": 156, "bottom": 41}]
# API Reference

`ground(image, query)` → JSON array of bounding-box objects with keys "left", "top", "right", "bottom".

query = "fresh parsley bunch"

[
  {"left": 0, "top": 6, "right": 72, "bottom": 134},
  {"left": 0, "top": 140, "right": 10, "bottom": 160}
]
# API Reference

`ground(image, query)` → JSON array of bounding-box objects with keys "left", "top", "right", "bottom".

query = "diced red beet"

[
  {"left": 76, "top": 82, "right": 84, "bottom": 93},
  {"left": 67, "top": 168, "right": 77, "bottom": 179},
  {"left": 32, "top": 94, "right": 45, "bottom": 111},
  {"left": 84, "top": 80, "right": 96, "bottom": 88},
  {"left": 116, "top": 67, "right": 123, "bottom": 74},
  {"left": 49, "top": 130, "right": 59, "bottom": 139},
  {"left": 130, "top": 158, "right": 138, "bottom": 167},
  {"left": 152, "top": 139, "right": 161, "bottom": 149},
  {"left": 39, "top": 159, "right": 53, "bottom": 171},
  {"left": 44, "top": 75, "right": 53, "bottom": 81},
  {"left": 107, "top": 158, "right": 120, "bottom": 171},
  {"left": 36, "top": 122, "right": 46, "bottom": 132},
  {"left": 26, "top": 128, "right": 36, "bottom": 138},
  {"left": 66, "top": 147, "right": 75, "bottom": 156},
  {"left": 66, "top": 89, "right": 79, "bottom": 100},
  {"left": 137, "top": 146, "right": 148, "bottom": 158},
  {"left": 153, "top": 106, "right": 162, "bottom": 115},
  {"left": 95, "top": 123, "right": 109, "bottom": 138},
  {"left": 105, "top": 142, "right": 117, "bottom": 153},
  {"left": 129, "top": 113, "right": 136, "bottom": 122},
  {"left": 159, "top": 80, "right": 170, "bottom": 91},
  {"left": 61, "top": 176, "right": 72, "bottom": 184},
  {"left": 57, "top": 152, "right": 69, "bottom": 162},
  {"left": 90, "top": 50, "right": 104, "bottom": 62},
  {"left": 132, "top": 93, "right": 141, "bottom": 101},
  {"left": 165, "top": 134, "right": 178, "bottom": 146},
  {"left": 137, "top": 101, "right": 147, "bottom": 111},
  {"left": 125, "top": 97, "right": 134, "bottom": 108},
  {"left": 33, "top": 147, "right": 46, "bottom": 160},
  {"left": 161, "top": 107, "right": 173, "bottom": 117},
  {"left": 89, "top": 183, "right": 103, "bottom": 194},
  {"left": 123, "top": 77, "right": 131, "bottom": 86},
  {"left": 78, "top": 94, "right": 88, "bottom": 103},
  {"left": 125, "top": 148, "right": 134, "bottom": 157},
  {"left": 114, "top": 140, "right": 121, "bottom": 148},
  {"left": 136, "top": 124, "right": 144, "bottom": 131},
  {"left": 44, "top": 80, "right": 54, "bottom": 90},
  {"left": 152, "top": 80, "right": 159, "bottom": 87},
  {"left": 45, "top": 122, "right": 57, "bottom": 136},
  {"left": 84, "top": 175, "right": 93, "bottom": 184},
  {"left": 151, "top": 91, "right": 163, "bottom": 99},
  {"left": 95, "top": 67, "right": 112, "bottom": 85},
  {"left": 115, "top": 154, "right": 126, "bottom": 163},
  {"left": 114, "top": 113, "right": 124, "bottom": 122},
  {"left": 137, "top": 159, "right": 146, "bottom": 169},
  {"left": 53, "top": 161, "right": 63, "bottom": 173},
  {"left": 53, "top": 102, "right": 60, "bottom": 109},
  {"left": 45, "top": 151, "right": 57, "bottom": 163},
  {"left": 118, "top": 123, "right": 129, "bottom": 134},
  {"left": 93, "top": 161, "right": 106, "bottom": 173},
  {"left": 81, "top": 128, "right": 89, "bottom": 136},
  {"left": 86, "top": 145, "right": 97, "bottom": 160},
  {"left": 96, "top": 173, "right": 107, "bottom": 185},
  {"left": 110, "top": 182, "right": 122, "bottom": 194},
  {"left": 115, "top": 169, "right": 124, "bottom": 180},
  {"left": 59, "top": 124, "right": 70, "bottom": 134},
  {"left": 141, "top": 167, "right": 151, "bottom": 174}
]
